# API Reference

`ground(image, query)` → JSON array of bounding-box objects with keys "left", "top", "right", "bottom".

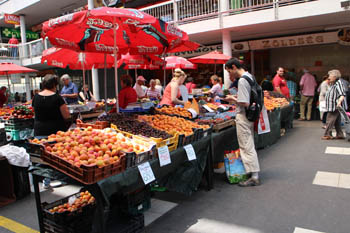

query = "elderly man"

[
  {"left": 60, "top": 74, "right": 78, "bottom": 104},
  {"left": 299, "top": 69, "right": 317, "bottom": 121}
]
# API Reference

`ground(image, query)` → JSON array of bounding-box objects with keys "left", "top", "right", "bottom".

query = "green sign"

[{"left": 1, "top": 27, "right": 39, "bottom": 40}]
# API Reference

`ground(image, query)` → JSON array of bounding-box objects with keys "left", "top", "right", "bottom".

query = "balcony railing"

[
  {"left": 0, "top": 37, "right": 52, "bottom": 61},
  {"left": 140, "top": 0, "right": 318, "bottom": 24}
]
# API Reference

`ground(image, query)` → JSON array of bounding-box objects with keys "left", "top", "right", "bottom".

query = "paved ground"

[{"left": 1, "top": 121, "right": 350, "bottom": 233}]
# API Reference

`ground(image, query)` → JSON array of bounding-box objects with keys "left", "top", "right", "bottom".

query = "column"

[
  {"left": 92, "top": 68, "right": 100, "bottom": 100},
  {"left": 25, "top": 75, "right": 31, "bottom": 102},
  {"left": 220, "top": 0, "right": 229, "bottom": 12},
  {"left": 19, "top": 15, "right": 27, "bottom": 58},
  {"left": 250, "top": 50, "right": 255, "bottom": 76},
  {"left": 173, "top": 0, "right": 178, "bottom": 23},
  {"left": 88, "top": 0, "right": 100, "bottom": 100},
  {"left": 222, "top": 30, "right": 232, "bottom": 89}
]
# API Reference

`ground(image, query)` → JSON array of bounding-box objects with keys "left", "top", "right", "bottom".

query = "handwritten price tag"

[
  {"left": 138, "top": 162, "right": 155, "bottom": 185},
  {"left": 158, "top": 146, "right": 171, "bottom": 167},
  {"left": 184, "top": 144, "right": 196, "bottom": 161}
]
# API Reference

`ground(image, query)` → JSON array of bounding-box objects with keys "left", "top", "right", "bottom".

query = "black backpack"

[{"left": 242, "top": 75, "right": 264, "bottom": 122}]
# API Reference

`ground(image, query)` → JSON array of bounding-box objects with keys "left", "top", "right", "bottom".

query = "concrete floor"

[{"left": 1, "top": 121, "right": 350, "bottom": 233}]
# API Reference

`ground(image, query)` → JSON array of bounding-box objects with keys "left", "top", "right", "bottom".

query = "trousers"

[
  {"left": 300, "top": 95, "right": 313, "bottom": 120},
  {"left": 236, "top": 113, "right": 260, "bottom": 173},
  {"left": 324, "top": 110, "right": 344, "bottom": 137}
]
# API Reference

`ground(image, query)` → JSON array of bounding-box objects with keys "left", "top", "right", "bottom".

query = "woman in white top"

[
  {"left": 318, "top": 75, "right": 330, "bottom": 128},
  {"left": 155, "top": 79, "right": 163, "bottom": 97}
]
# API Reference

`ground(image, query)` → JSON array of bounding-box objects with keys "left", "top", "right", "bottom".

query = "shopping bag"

[
  {"left": 224, "top": 150, "right": 248, "bottom": 184},
  {"left": 319, "top": 101, "right": 327, "bottom": 112},
  {"left": 258, "top": 107, "right": 270, "bottom": 135}
]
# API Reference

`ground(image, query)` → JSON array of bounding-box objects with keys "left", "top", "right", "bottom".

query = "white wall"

[
  {"left": 0, "top": 0, "right": 40, "bottom": 14},
  {"left": 269, "top": 43, "right": 350, "bottom": 81}
]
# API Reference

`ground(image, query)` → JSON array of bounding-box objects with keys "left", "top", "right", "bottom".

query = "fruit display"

[
  {"left": 138, "top": 114, "right": 210, "bottom": 136},
  {"left": 2, "top": 105, "right": 34, "bottom": 120},
  {"left": 196, "top": 111, "right": 236, "bottom": 125},
  {"left": 35, "top": 127, "right": 151, "bottom": 168},
  {"left": 99, "top": 113, "right": 171, "bottom": 139},
  {"left": 0, "top": 108, "right": 13, "bottom": 117},
  {"left": 264, "top": 91, "right": 289, "bottom": 111},
  {"left": 48, "top": 191, "right": 95, "bottom": 214},
  {"left": 156, "top": 106, "right": 192, "bottom": 118}
]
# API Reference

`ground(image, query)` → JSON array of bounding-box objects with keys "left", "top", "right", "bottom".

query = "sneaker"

[{"left": 238, "top": 178, "right": 260, "bottom": 187}]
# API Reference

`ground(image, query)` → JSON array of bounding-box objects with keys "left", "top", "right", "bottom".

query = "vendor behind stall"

[
  {"left": 146, "top": 79, "right": 161, "bottom": 100},
  {"left": 160, "top": 68, "right": 187, "bottom": 106},
  {"left": 204, "top": 75, "right": 223, "bottom": 96},
  {"left": 32, "top": 74, "right": 70, "bottom": 136},
  {"left": 79, "top": 85, "right": 96, "bottom": 102},
  {"left": 134, "top": 76, "right": 147, "bottom": 98},
  {"left": 119, "top": 74, "right": 137, "bottom": 109},
  {"left": 60, "top": 74, "right": 78, "bottom": 104},
  {"left": 0, "top": 87, "right": 9, "bottom": 107}
]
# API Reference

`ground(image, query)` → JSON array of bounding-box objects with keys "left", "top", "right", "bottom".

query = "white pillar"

[
  {"left": 220, "top": 0, "right": 229, "bottom": 12},
  {"left": 222, "top": 30, "right": 232, "bottom": 89},
  {"left": 250, "top": 50, "right": 255, "bottom": 75},
  {"left": 19, "top": 15, "right": 27, "bottom": 58},
  {"left": 25, "top": 75, "right": 31, "bottom": 101},
  {"left": 88, "top": 0, "right": 94, "bottom": 10},
  {"left": 92, "top": 68, "right": 100, "bottom": 100},
  {"left": 173, "top": 0, "right": 178, "bottom": 23}
]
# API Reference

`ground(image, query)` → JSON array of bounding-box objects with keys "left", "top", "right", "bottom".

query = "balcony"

[{"left": 140, "top": 0, "right": 318, "bottom": 25}]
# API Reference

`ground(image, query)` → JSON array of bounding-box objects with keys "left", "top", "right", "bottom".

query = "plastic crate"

[
  {"left": 4, "top": 118, "right": 34, "bottom": 125},
  {"left": 6, "top": 128, "right": 34, "bottom": 141},
  {"left": 125, "top": 146, "right": 157, "bottom": 168},
  {"left": 177, "top": 133, "right": 195, "bottom": 147},
  {"left": 11, "top": 165, "right": 30, "bottom": 200},
  {"left": 43, "top": 215, "right": 94, "bottom": 233},
  {"left": 42, "top": 151, "right": 126, "bottom": 184},
  {"left": 42, "top": 191, "right": 96, "bottom": 225},
  {"left": 120, "top": 186, "right": 151, "bottom": 216},
  {"left": 76, "top": 121, "right": 110, "bottom": 130}
]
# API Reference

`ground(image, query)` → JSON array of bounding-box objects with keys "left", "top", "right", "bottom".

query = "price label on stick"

[
  {"left": 138, "top": 162, "right": 155, "bottom": 185},
  {"left": 158, "top": 145, "right": 171, "bottom": 167},
  {"left": 184, "top": 144, "right": 196, "bottom": 161}
]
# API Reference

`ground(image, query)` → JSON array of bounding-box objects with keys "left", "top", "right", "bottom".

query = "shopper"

[
  {"left": 0, "top": 87, "right": 8, "bottom": 107},
  {"left": 8, "top": 34, "right": 19, "bottom": 58},
  {"left": 272, "top": 67, "right": 290, "bottom": 98},
  {"left": 79, "top": 85, "right": 96, "bottom": 102},
  {"left": 134, "top": 76, "right": 147, "bottom": 98},
  {"left": 322, "top": 70, "right": 347, "bottom": 140},
  {"left": 261, "top": 75, "right": 274, "bottom": 91},
  {"left": 160, "top": 68, "right": 187, "bottom": 106},
  {"left": 318, "top": 75, "right": 330, "bottom": 129},
  {"left": 32, "top": 74, "right": 70, "bottom": 136},
  {"left": 224, "top": 58, "right": 260, "bottom": 187},
  {"left": 14, "top": 92, "right": 20, "bottom": 102},
  {"left": 286, "top": 75, "right": 297, "bottom": 100},
  {"left": 60, "top": 74, "right": 78, "bottom": 104},
  {"left": 204, "top": 75, "right": 223, "bottom": 97},
  {"left": 299, "top": 69, "right": 317, "bottom": 121},
  {"left": 119, "top": 74, "right": 137, "bottom": 109},
  {"left": 146, "top": 79, "right": 161, "bottom": 100}
]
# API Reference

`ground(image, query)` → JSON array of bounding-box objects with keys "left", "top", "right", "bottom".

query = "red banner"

[{"left": 4, "top": 14, "right": 20, "bottom": 25}]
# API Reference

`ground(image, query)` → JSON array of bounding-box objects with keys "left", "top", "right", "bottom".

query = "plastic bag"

[
  {"left": 0, "top": 144, "right": 30, "bottom": 167},
  {"left": 224, "top": 150, "right": 247, "bottom": 184}
]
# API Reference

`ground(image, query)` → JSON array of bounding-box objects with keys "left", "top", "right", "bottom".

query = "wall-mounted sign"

[
  {"left": 337, "top": 28, "right": 350, "bottom": 46},
  {"left": 1, "top": 27, "right": 39, "bottom": 40},
  {"left": 4, "top": 14, "right": 20, "bottom": 25},
  {"left": 172, "top": 41, "right": 249, "bottom": 58},
  {"left": 249, "top": 32, "right": 338, "bottom": 50}
]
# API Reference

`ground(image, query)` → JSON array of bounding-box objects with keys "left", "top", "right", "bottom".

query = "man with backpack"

[{"left": 225, "top": 58, "right": 262, "bottom": 187}]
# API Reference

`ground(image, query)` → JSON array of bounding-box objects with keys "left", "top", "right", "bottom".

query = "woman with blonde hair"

[
  {"left": 160, "top": 68, "right": 187, "bottom": 106},
  {"left": 322, "top": 69, "right": 347, "bottom": 140},
  {"left": 155, "top": 79, "right": 163, "bottom": 96}
]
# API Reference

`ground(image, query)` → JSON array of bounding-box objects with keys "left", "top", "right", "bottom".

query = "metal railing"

[
  {"left": 140, "top": 0, "right": 317, "bottom": 24},
  {"left": 0, "top": 43, "right": 20, "bottom": 60}
]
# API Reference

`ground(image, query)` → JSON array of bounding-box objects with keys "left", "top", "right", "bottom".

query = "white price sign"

[
  {"left": 184, "top": 144, "right": 196, "bottom": 161},
  {"left": 138, "top": 162, "right": 156, "bottom": 185},
  {"left": 158, "top": 145, "right": 171, "bottom": 167}
]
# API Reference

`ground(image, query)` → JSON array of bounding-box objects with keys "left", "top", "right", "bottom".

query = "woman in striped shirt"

[
  {"left": 146, "top": 79, "right": 161, "bottom": 100},
  {"left": 322, "top": 70, "right": 347, "bottom": 140}
]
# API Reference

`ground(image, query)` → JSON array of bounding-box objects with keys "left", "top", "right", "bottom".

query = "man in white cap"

[{"left": 134, "top": 76, "right": 147, "bottom": 98}]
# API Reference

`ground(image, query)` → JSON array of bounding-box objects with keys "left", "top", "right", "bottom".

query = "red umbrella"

[
  {"left": 117, "top": 53, "right": 164, "bottom": 69},
  {"left": 165, "top": 56, "right": 197, "bottom": 70},
  {"left": 42, "top": 7, "right": 199, "bottom": 55},
  {"left": 0, "top": 63, "right": 37, "bottom": 92},
  {"left": 41, "top": 47, "right": 115, "bottom": 70},
  {"left": 188, "top": 51, "right": 231, "bottom": 73}
]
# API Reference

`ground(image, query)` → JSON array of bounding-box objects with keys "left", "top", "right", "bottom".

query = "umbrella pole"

[
  {"left": 214, "top": 61, "right": 216, "bottom": 74},
  {"left": 113, "top": 18, "right": 119, "bottom": 113},
  {"left": 163, "top": 53, "right": 166, "bottom": 88},
  {"left": 83, "top": 64, "right": 87, "bottom": 101},
  {"left": 104, "top": 54, "right": 108, "bottom": 112},
  {"left": 6, "top": 74, "right": 10, "bottom": 93}
]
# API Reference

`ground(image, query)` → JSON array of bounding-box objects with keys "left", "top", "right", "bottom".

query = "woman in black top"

[
  {"left": 32, "top": 74, "right": 70, "bottom": 136},
  {"left": 79, "top": 85, "right": 96, "bottom": 102}
]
